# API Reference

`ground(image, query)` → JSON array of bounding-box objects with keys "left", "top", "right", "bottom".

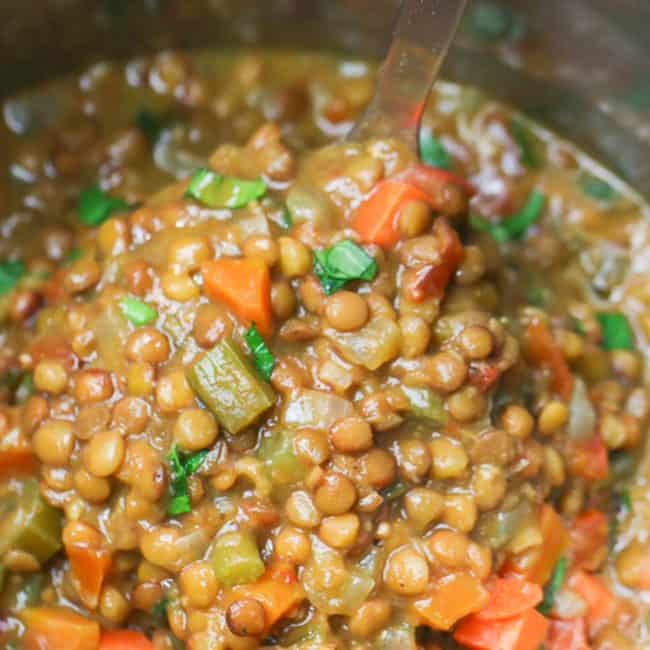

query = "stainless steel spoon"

[{"left": 347, "top": 0, "right": 468, "bottom": 153}]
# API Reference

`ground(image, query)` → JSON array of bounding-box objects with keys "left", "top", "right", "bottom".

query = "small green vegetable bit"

[
  {"left": 0, "top": 260, "right": 25, "bottom": 296},
  {"left": 167, "top": 446, "right": 208, "bottom": 516},
  {"left": 185, "top": 168, "right": 266, "bottom": 209},
  {"left": 419, "top": 131, "right": 450, "bottom": 170},
  {"left": 78, "top": 186, "right": 129, "bottom": 227},
  {"left": 120, "top": 296, "right": 158, "bottom": 327},
  {"left": 510, "top": 120, "right": 540, "bottom": 169},
  {"left": 212, "top": 530, "right": 265, "bottom": 587},
  {"left": 135, "top": 108, "right": 166, "bottom": 144},
  {"left": 538, "top": 556, "right": 567, "bottom": 615},
  {"left": 313, "top": 240, "right": 378, "bottom": 296},
  {"left": 470, "top": 190, "right": 546, "bottom": 243},
  {"left": 578, "top": 171, "right": 617, "bottom": 203},
  {"left": 597, "top": 312, "right": 635, "bottom": 351},
  {"left": 244, "top": 324, "right": 276, "bottom": 381}
]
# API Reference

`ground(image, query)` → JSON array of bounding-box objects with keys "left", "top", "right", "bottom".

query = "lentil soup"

[{"left": 0, "top": 50, "right": 648, "bottom": 649}]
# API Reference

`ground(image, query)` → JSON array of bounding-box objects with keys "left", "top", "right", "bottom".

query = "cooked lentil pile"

[{"left": 0, "top": 50, "right": 648, "bottom": 650}]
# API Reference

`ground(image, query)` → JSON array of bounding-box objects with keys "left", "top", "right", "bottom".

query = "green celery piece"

[
  {"left": 187, "top": 338, "right": 276, "bottom": 434},
  {"left": 258, "top": 430, "right": 307, "bottom": 485},
  {"left": 419, "top": 132, "right": 450, "bottom": 170},
  {"left": 0, "top": 480, "right": 62, "bottom": 564},
  {"left": 185, "top": 168, "right": 266, "bottom": 209},
  {"left": 212, "top": 531, "right": 265, "bottom": 587},
  {"left": 244, "top": 324, "right": 275, "bottom": 382},
  {"left": 120, "top": 296, "right": 158, "bottom": 326},
  {"left": 0, "top": 261, "right": 25, "bottom": 296},
  {"left": 78, "top": 186, "right": 129, "bottom": 226},
  {"left": 402, "top": 386, "right": 447, "bottom": 425},
  {"left": 578, "top": 172, "right": 617, "bottom": 203},
  {"left": 510, "top": 120, "right": 540, "bottom": 169},
  {"left": 538, "top": 556, "right": 567, "bottom": 615},
  {"left": 313, "top": 240, "right": 378, "bottom": 296},
  {"left": 470, "top": 190, "right": 546, "bottom": 243},
  {"left": 597, "top": 312, "right": 634, "bottom": 350}
]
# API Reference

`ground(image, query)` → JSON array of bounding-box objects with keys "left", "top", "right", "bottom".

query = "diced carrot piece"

[
  {"left": 454, "top": 609, "right": 549, "bottom": 650},
  {"left": 231, "top": 561, "right": 305, "bottom": 630},
  {"left": 468, "top": 364, "right": 502, "bottom": 392},
  {"left": 570, "top": 434, "right": 609, "bottom": 482},
  {"left": 546, "top": 618, "right": 591, "bottom": 650},
  {"left": 41, "top": 269, "right": 68, "bottom": 304},
  {"left": 412, "top": 572, "right": 489, "bottom": 631},
  {"left": 568, "top": 571, "right": 616, "bottom": 632},
  {"left": 526, "top": 322, "right": 574, "bottom": 401},
  {"left": 0, "top": 449, "right": 36, "bottom": 478},
  {"left": 476, "top": 577, "right": 543, "bottom": 621},
  {"left": 508, "top": 505, "right": 569, "bottom": 586},
  {"left": 352, "top": 180, "right": 436, "bottom": 248},
  {"left": 21, "top": 607, "right": 100, "bottom": 650},
  {"left": 99, "top": 630, "right": 154, "bottom": 650},
  {"left": 570, "top": 510, "right": 608, "bottom": 572},
  {"left": 454, "top": 608, "right": 549, "bottom": 650},
  {"left": 405, "top": 217, "right": 464, "bottom": 302},
  {"left": 201, "top": 258, "right": 273, "bottom": 335},
  {"left": 67, "top": 545, "right": 112, "bottom": 610}
]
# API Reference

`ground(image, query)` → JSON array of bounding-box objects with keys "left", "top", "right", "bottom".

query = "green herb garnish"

[
  {"left": 381, "top": 482, "right": 409, "bottom": 501},
  {"left": 470, "top": 190, "right": 546, "bottom": 243},
  {"left": 120, "top": 296, "right": 158, "bottom": 327},
  {"left": 420, "top": 132, "right": 450, "bottom": 170},
  {"left": 167, "top": 446, "right": 209, "bottom": 516},
  {"left": 0, "top": 260, "right": 25, "bottom": 296},
  {"left": 578, "top": 172, "right": 617, "bottom": 203},
  {"left": 570, "top": 316, "right": 587, "bottom": 337},
  {"left": 244, "top": 324, "right": 275, "bottom": 382},
  {"left": 282, "top": 206, "right": 293, "bottom": 229},
  {"left": 313, "top": 240, "right": 378, "bottom": 296},
  {"left": 619, "top": 489, "right": 633, "bottom": 515},
  {"left": 151, "top": 596, "right": 169, "bottom": 624},
  {"left": 78, "top": 186, "right": 129, "bottom": 227},
  {"left": 597, "top": 312, "right": 634, "bottom": 350},
  {"left": 510, "top": 120, "right": 540, "bottom": 169},
  {"left": 538, "top": 556, "right": 567, "bottom": 615},
  {"left": 185, "top": 168, "right": 266, "bottom": 209}
]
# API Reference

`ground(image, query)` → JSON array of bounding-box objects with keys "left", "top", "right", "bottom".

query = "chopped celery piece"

[
  {"left": 258, "top": 430, "right": 307, "bottom": 485},
  {"left": 0, "top": 480, "right": 62, "bottom": 563},
  {"left": 597, "top": 312, "right": 634, "bottom": 350},
  {"left": 120, "top": 297, "right": 158, "bottom": 326},
  {"left": 187, "top": 338, "right": 276, "bottom": 434},
  {"left": 419, "top": 132, "right": 450, "bottom": 170},
  {"left": 212, "top": 531, "right": 265, "bottom": 587},
  {"left": 402, "top": 386, "right": 447, "bottom": 424},
  {"left": 185, "top": 168, "right": 266, "bottom": 209}
]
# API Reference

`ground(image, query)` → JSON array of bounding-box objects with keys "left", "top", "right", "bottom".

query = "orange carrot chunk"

[
  {"left": 454, "top": 608, "right": 550, "bottom": 650},
  {"left": 412, "top": 572, "right": 489, "bottom": 631},
  {"left": 570, "top": 434, "right": 609, "bottom": 482},
  {"left": 0, "top": 449, "right": 36, "bottom": 479},
  {"left": 21, "top": 607, "right": 101, "bottom": 650},
  {"left": 67, "top": 545, "right": 112, "bottom": 611},
  {"left": 476, "top": 577, "right": 543, "bottom": 621},
  {"left": 507, "top": 505, "right": 569, "bottom": 586},
  {"left": 99, "top": 630, "right": 154, "bottom": 650},
  {"left": 230, "top": 561, "right": 305, "bottom": 631},
  {"left": 352, "top": 180, "right": 436, "bottom": 248},
  {"left": 202, "top": 258, "right": 273, "bottom": 335},
  {"left": 526, "top": 322, "right": 574, "bottom": 401},
  {"left": 568, "top": 571, "right": 617, "bottom": 633},
  {"left": 570, "top": 510, "right": 608, "bottom": 572},
  {"left": 546, "top": 617, "right": 591, "bottom": 650}
]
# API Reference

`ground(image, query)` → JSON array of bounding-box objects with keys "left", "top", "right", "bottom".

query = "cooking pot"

[{"left": 1, "top": 0, "right": 649, "bottom": 195}]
